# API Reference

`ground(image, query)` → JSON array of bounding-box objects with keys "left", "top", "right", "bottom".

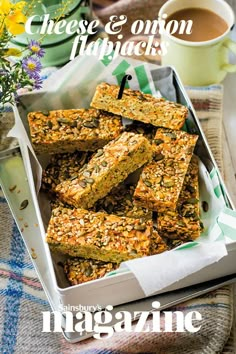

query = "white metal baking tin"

[{"left": 12, "top": 66, "right": 236, "bottom": 309}]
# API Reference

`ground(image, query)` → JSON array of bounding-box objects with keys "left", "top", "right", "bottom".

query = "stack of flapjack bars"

[{"left": 28, "top": 82, "right": 201, "bottom": 286}]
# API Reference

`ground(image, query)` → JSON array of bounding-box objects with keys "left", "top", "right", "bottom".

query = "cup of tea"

[{"left": 159, "top": 0, "right": 236, "bottom": 86}]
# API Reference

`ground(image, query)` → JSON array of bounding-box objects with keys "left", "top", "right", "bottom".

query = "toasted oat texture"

[
  {"left": 94, "top": 183, "right": 153, "bottom": 220},
  {"left": 91, "top": 82, "right": 188, "bottom": 130},
  {"left": 46, "top": 207, "right": 152, "bottom": 263},
  {"left": 50, "top": 199, "right": 73, "bottom": 211},
  {"left": 134, "top": 128, "right": 198, "bottom": 212},
  {"left": 166, "top": 239, "right": 188, "bottom": 249},
  {"left": 28, "top": 109, "right": 122, "bottom": 154},
  {"left": 55, "top": 132, "right": 152, "bottom": 209},
  {"left": 150, "top": 230, "right": 169, "bottom": 255},
  {"left": 124, "top": 121, "right": 157, "bottom": 142},
  {"left": 157, "top": 155, "right": 201, "bottom": 241},
  {"left": 64, "top": 258, "right": 119, "bottom": 285},
  {"left": 42, "top": 151, "right": 90, "bottom": 193}
]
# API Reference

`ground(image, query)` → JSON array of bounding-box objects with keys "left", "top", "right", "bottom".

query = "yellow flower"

[
  {"left": 4, "top": 47, "right": 21, "bottom": 56},
  {"left": 0, "top": 0, "right": 27, "bottom": 35}
]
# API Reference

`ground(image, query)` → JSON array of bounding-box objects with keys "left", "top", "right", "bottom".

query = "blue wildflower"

[
  {"left": 28, "top": 40, "right": 45, "bottom": 58},
  {"left": 32, "top": 74, "right": 43, "bottom": 90},
  {"left": 22, "top": 56, "right": 42, "bottom": 78}
]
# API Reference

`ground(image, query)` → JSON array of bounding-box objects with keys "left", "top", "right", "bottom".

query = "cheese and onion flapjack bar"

[
  {"left": 46, "top": 207, "right": 151, "bottom": 263},
  {"left": 28, "top": 109, "right": 122, "bottom": 154},
  {"left": 91, "top": 82, "right": 188, "bottom": 130},
  {"left": 64, "top": 258, "right": 119, "bottom": 286},
  {"left": 94, "top": 183, "right": 153, "bottom": 220},
  {"left": 150, "top": 230, "right": 169, "bottom": 255},
  {"left": 157, "top": 155, "right": 201, "bottom": 241},
  {"left": 42, "top": 151, "right": 90, "bottom": 193},
  {"left": 134, "top": 128, "right": 198, "bottom": 212},
  {"left": 55, "top": 132, "right": 152, "bottom": 209},
  {"left": 124, "top": 121, "right": 157, "bottom": 142}
]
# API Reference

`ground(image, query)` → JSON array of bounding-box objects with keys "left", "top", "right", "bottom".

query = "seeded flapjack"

[
  {"left": 157, "top": 155, "right": 201, "bottom": 241},
  {"left": 91, "top": 82, "right": 188, "bottom": 130},
  {"left": 150, "top": 230, "right": 169, "bottom": 255},
  {"left": 134, "top": 128, "right": 198, "bottom": 212},
  {"left": 94, "top": 183, "right": 152, "bottom": 220},
  {"left": 64, "top": 258, "right": 119, "bottom": 285},
  {"left": 124, "top": 121, "right": 157, "bottom": 142},
  {"left": 42, "top": 151, "right": 90, "bottom": 193},
  {"left": 55, "top": 132, "right": 152, "bottom": 209},
  {"left": 46, "top": 207, "right": 151, "bottom": 263},
  {"left": 28, "top": 109, "right": 122, "bottom": 154}
]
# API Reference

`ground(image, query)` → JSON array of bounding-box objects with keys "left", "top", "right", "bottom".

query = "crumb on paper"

[
  {"left": 9, "top": 185, "right": 17, "bottom": 192},
  {"left": 31, "top": 252, "right": 37, "bottom": 259}
]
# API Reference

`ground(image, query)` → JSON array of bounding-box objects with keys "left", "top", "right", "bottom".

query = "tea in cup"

[{"left": 159, "top": 0, "right": 236, "bottom": 86}]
